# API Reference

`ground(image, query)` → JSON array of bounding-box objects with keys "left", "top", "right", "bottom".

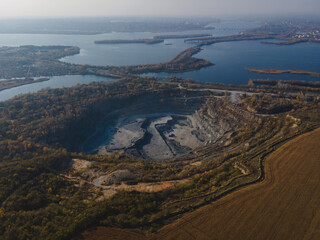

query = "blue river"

[{"left": 0, "top": 19, "right": 319, "bottom": 101}]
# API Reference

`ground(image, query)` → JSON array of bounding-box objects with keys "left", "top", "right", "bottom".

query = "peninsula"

[
  {"left": 0, "top": 77, "right": 49, "bottom": 92},
  {"left": 0, "top": 45, "right": 213, "bottom": 80}
]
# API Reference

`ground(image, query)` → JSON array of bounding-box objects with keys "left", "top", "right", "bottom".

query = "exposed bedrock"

[{"left": 69, "top": 90, "right": 255, "bottom": 160}]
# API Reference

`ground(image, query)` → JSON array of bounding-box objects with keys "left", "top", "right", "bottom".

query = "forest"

[
  {"left": 0, "top": 45, "right": 212, "bottom": 83},
  {"left": 0, "top": 77, "right": 319, "bottom": 239}
]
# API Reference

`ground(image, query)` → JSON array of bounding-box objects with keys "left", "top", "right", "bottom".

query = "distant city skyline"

[{"left": 0, "top": 0, "right": 319, "bottom": 18}]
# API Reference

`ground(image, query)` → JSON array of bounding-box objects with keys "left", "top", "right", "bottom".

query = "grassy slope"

[{"left": 76, "top": 128, "right": 320, "bottom": 240}]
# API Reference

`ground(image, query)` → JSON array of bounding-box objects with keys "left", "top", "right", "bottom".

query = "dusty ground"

[
  {"left": 116, "top": 179, "right": 189, "bottom": 193},
  {"left": 76, "top": 128, "right": 320, "bottom": 240},
  {"left": 68, "top": 162, "right": 190, "bottom": 201},
  {"left": 86, "top": 107, "right": 244, "bottom": 161},
  {"left": 87, "top": 112, "right": 221, "bottom": 160},
  {"left": 70, "top": 159, "right": 93, "bottom": 171},
  {"left": 93, "top": 179, "right": 189, "bottom": 201},
  {"left": 75, "top": 87, "right": 257, "bottom": 162}
]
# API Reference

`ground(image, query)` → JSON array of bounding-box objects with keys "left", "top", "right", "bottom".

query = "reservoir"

[
  {"left": 142, "top": 40, "right": 320, "bottom": 84},
  {"left": 0, "top": 19, "right": 319, "bottom": 101}
]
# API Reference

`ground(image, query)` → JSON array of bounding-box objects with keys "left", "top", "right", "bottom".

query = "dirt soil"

[
  {"left": 74, "top": 227, "right": 145, "bottom": 240},
  {"left": 75, "top": 128, "right": 320, "bottom": 240},
  {"left": 117, "top": 179, "right": 189, "bottom": 193}
]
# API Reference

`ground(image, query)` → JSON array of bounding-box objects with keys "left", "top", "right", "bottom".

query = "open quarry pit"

[{"left": 73, "top": 89, "right": 255, "bottom": 160}]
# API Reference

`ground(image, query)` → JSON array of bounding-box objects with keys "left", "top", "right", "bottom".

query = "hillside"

[
  {"left": 153, "top": 128, "right": 320, "bottom": 240},
  {"left": 1, "top": 77, "right": 319, "bottom": 239},
  {"left": 76, "top": 128, "right": 320, "bottom": 240}
]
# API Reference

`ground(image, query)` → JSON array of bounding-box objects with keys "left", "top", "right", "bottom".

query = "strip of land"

[
  {"left": 185, "top": 20, "right": 320, "bottom": 46},
  {"left": 246, "top": 68, "right": 320, "bottom": 77},
  {"left": 0, "top": 45, "right": 214, "bottom": 80},
  {"left": 186, "top": 33, "right": 320, "bottom": 46},
  {"left": 94, "top": 46, "right": 214, "bottom": 76},
  {"left": 94, "top": 39, "right": 164, "bottom": 45},
  {"left": 185, "top": 33, "right": 276, "bottom": 45},
  {"left": 154, "top": 34, "right": 212, "bottom": 39},
  {"left": 260, "top": 39, "right": 310, "bottom": 45},
  {"left": 95, "top": 34, "right": 212, "bottom": 45},
  {"left": 249, "top": 79, "right": 320, "bottom": 92},
  {"left": 0, "top": 77, "right": 49, "bottom": 91}
]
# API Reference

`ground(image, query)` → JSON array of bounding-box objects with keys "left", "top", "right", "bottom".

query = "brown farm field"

[{"left": 76, "top": 128, "right": 320, "bottom": 240}]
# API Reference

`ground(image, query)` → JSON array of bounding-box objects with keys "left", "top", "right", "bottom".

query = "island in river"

[
  {"left": 246, "top": 68, "right": 320, "bottom": 77},
  {"left": 95, "top": 39, "right": 164, "bottom": 45},
  {"left": 94, "top": 34, "right": 212, "bottom": 45}
]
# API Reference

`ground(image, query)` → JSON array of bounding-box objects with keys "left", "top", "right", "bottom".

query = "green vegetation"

[
  {"left": 185, "top": 19, "right": 320, "bottom": 46},
  {"left": 0, "top": 45, "right": 212, "bottom": 82},
  {"left": 94, "top": 34, "right": 213, "bottom": 45},
  {"left": 0, "top": 77, "right": 319, "bottom": 239},
  {"left": 0, "top": 45, "right": 82, "bottom": 79},
  {"left": 186, "top": 33, "right": 276, "bottom": 45},
  {"left": 1, "top": 17, "right": 320, "bottom": 240}
]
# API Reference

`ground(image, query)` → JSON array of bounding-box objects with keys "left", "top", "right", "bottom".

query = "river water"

[
  {"left": 0, "top": 19, "right": 319, "bottom": 101},
  {"left": 142, "top": 40, "right": 320, "bottom": 84}
]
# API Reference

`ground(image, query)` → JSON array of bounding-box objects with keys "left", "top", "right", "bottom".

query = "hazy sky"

[{"left": 0, "top": 0, "right": 319, "bottom": 17}]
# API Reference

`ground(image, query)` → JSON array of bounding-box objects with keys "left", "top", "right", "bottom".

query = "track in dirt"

[{"left": 76, "top": 128, "right": 320, "bottom": 240}]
